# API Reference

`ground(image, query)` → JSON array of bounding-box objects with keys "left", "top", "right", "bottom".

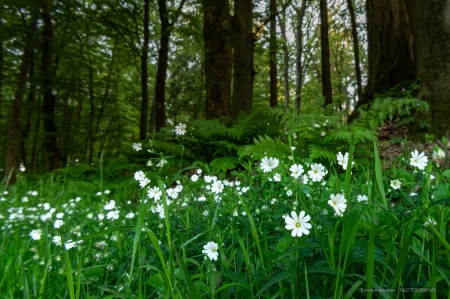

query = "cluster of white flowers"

[
  {"left": 134, "top": 170, "right": 151, "bottom": 188},
  {"left": 132, "top": 143, "right": 142, "bottom": 151}
]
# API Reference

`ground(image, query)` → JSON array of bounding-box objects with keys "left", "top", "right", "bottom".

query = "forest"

[{"left": 1, "top": 0, "right": 450, "bottom": 298}]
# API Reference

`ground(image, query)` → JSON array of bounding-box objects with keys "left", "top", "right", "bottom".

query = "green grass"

[{"left": 1, "top": 140, "right": 449, "bottom": 298}]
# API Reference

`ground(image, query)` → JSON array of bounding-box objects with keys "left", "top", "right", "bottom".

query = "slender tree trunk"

[
  {"left": 140, "top": 0, "right": 150, "bottom": 140},
  {"left": 348, "top": 0, "right": 415, "bottom": 123},
  {"left": 31, "top": 117, "right": 41, "bottom": 173},
  {"left": 203, "top": 0, "right": 232, "bottom": 119},
  {"left": 0, "top": 14, "right": 3, "bottom": 121},
  {"left": 20, "top": 52, "right": 37, "bottom": 172},
  {"left": 269, "top": 0, "right": 278, "bottom": 107},
  {"left": 41, "top": 0, "right": 62, "bottom": 170},
  {"left": 154, "top": 0, "right": 170, "bottom": 131},
  {"left": 279, "top": 7, "right": 290, "bottom": 109},
  {"left": 4, "top": 12, "right": 38, "bottom": 185},
  {"left": 295, "top": 0, "right": 307, "bottom": 112},
  {"left": 231, "top": 0, "right": 254, "bottom": 118},
  {"left": 87, "top": 63, "right": 95, "bottom": 163},
  {"left": 346, "top": 0, "right": 363, "bottom": 110},
  {"left": 319, "top": 0, "right": 333, "bottom": 107}
]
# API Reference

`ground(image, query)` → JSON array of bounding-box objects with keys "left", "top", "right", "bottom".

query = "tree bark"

[
  {"left": 269, "top": 0, "right": 278, "bottom": 107},
  {"left": 203, "top": 0, "right": 232, "bottom": 119},
  {"left": 346, "top": 0, "right": 363, "bottom": 111},
  {"left": 140, "top": 0, "right": 150, "bottom": 140},
  {"left": 404, "top": 0, "right": 450, "bottom": 138},
  {"left": 295, "top": 0, "right": 307, "bottom": 112},
  {"left": 41, "top": 0, "right": 62, "bottom": 170},
  {"left": 154, "top": 0, "right": 170, "bottom": 131},
  {"left": 4, "top": 11, "right": 38, "bottom": 184},
  {"left": 319, "top": 0, "right": 333, "bottom": 107},
  {"left": 279, "top": 7, "right": 290, "bottom": 109},
  {"left": 231, "top": 0, "right": 254, "bottom": 118},
  {"left": 348, "top": 0, "right": 416, "bottom": 123}
]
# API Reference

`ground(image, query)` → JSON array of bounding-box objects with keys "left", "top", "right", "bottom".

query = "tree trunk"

[
  {"left": 295, "top": 0, "right": 307, "bottom": 112},
  {"left": 154, "top": 0, "right": 170, "bottom": 131},
  {"left": 346, "top": 0, "right": 363, "bottom": 111},
  {"left": 0, "top": 14, "right": 3, "bottom": 121},
  {"left": 231, "top": 0, "right": 254, "bottom": 118},
  {"left": 140, "top": 0, "right": 150, "bottom": 140},
  {"left": 269, "top": 0, "right": 278, "bottom": 107},
  {"left": 20, "top": 52, "right": 37, "bottom": 172},
  {"left": 279, "top": 8, "right": 290, "bottom": 109},
  {"left": 348, "top": 0, "right": 416, "bottom": 123},
  {"left": 319, "top": 0, "right": 333, "bottom": 107},
  {"left": 404, "top": 0, "right": 450, "bottom": 138},
  {"left": 41, "top": 0, "right": 62, "bottom": 170},
  {"left": 4, "top": 12, "right": 38, "bottom": 185},
  {"left": 203, "top": 0, "right": 232, "bottom": 119}
]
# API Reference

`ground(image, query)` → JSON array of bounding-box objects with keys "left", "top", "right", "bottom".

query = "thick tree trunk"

[
  {"left": 203, "top": 0, "right": 232, "bottom": 119},
  {"left": 319, "top": 0, "right": 333, "bottom": 107},
  {"left": 348, "top": 0, "right": 416, "bottom": 123},
  {"left": 4, "top": 12, "right": 38, "bottom": 184},
  {"left": 346, "top": 0, "right": 363, "bottom": 110},
  {"left": 41, "top": 0, "right": 62, "bottom": 170},
  {"left": 231, "top": 0, "right": 254, "bottom": 118},
  {"left": 269, "top": 0, "right": 278, "bottom": 107},
  {"left": 295, "top": 0, "right": 307, "bottom": 112},
  {"left": 140, "top": 0, "right": 150, "bottom": 140},
  {"left": 154, "top": 0, "right": 170, "bottom": 131},
  {"left": 404, "top": 0, "right": 450, "bottom": 138}
]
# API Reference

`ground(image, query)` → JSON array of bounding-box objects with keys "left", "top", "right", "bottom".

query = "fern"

[{"left": 238, "top": 135, "right": 290, "bottom": 160}]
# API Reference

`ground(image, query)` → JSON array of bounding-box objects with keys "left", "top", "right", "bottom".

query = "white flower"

[
  {"left": 260, "top": 157, "right": 279, "bottom": 173},
  {"left": 139, "top": 177, "right": 151, "bottom": 188},
  {"left": 104, "top": 200, "right": 116, "bottom": 210},
  {"left": 148, "top": 187, "right": 162, "bottom": 201},
  {"left": 286, "top": 190, "right": 293, "bottom": 196},
  {"left": 410, "top": 150, "right": 428, "bottom": 170},
  {"left": 211, "top": 180, "right": 224, "bottom": 194},
  {"left": 308, "top": 163, "right": 326, "bottom": 182},
  {"left": 29, "top": 191, "right": 38, "bottom": 196},
  {"left": 198, "top": 196, "right": 206, "bottom": 201},
  {"left": 98, "top": 213, "right": 105, "bottom": 220},
  {"left": 104, "top": 190, "right": 111, "bottom": 194},
  {"left": 291, "top": 146, "right": 296, "bottom": 151},
  {"left": 202, "top": 210, "right": 209, "bottom": 217},
  {"left": 273, "top": 173, "right": 281, "bottom": 182},
  {"left": 328, "top": 194, "right": 347, "bottom": 214},
  {"left": 106, "top": 210, "right": 120, "bottom": 220},
  {"left": 357, "top": 195, "right": 368, "bottom": 202},
  {"left": 290, "top": 164, "right": 304, "bottom": 178},
  {"left": 56, "top": 212, "right": 64, "bottom": 219},
  {"left": 321, "top": 131, "right": 326, "bottom": 137},
  {"left": 132, "top": 143, "right": 142, "bottom": 151},
  {"left": 336, "top": 152, "right": 349, "bottom": 170},
  {"left": 432, "top": 148, "right": 445, "bottom": 160},
  {"left": 156, "top": 159, "right": 167, "bottom": 168},
  {"left": 390, "top": 179, "right": 401, "bottom": 190},
  {"left": 30, "top": 229, "right": 42, "bottom": 240},
  {"left": 202, "top": 241, "right": 219, "bottom": 261},
  {"left": 54, "top": 220, "right": 64, "bottom": 229},
  {"left": 197, "top": 169, "right": 202, "bottom": 175},
  {"left": 52, "top": 236, "right": 62, "bottom": 246},
  {"left": 424, "top": 218, "right": 437, "bottom": 227},
  {"left": 87, "top": 213, "right": 93, "bottom": 219},
  {"left": 191, "top": 174, "right": 199, "bottom": 182},
  {"left": 174, "top": 123, "right": 187, "bottom": 136},
  {"left": 125, "top": 212, "right": 135, "bottom": 219},
  {"left": 65, "top": 240, "right": 77, "bottom": 250},
  {"left": 134, "top": 170, "right": 146, "bottom": 181},
  {"left": 284, "top": 211, "right": 312, "bottom": 237}
]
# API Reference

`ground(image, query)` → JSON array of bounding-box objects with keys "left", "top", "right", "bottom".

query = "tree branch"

[{"left": 254, "top": 0, "right": 292, "bottom": 36}]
